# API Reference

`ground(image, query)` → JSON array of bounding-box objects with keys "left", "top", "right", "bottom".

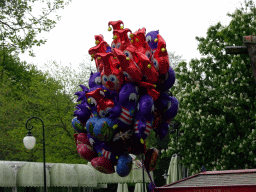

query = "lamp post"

[
  {"left": 162, "top": 170, "right": 169, "bottom": 185},
  {"left": 23, "top": 117, "right": 47, "bottom": 192}
]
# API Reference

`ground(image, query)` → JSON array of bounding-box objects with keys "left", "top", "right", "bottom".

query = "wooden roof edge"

[
  {"left": 160, "top": 168, "right": 256, "bottom": 188},
  {"left": 156, "top": 184, "right": 256, "bottom": 189}
]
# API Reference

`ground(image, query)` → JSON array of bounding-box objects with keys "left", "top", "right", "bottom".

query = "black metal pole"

[
  {"left": 26, "top": 117, "right": 47, "bottom": 192},
  {"left": 142, "top": 153, "right": 145, "bottom": 192}
]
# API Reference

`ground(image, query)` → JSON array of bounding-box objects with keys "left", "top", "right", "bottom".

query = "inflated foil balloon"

[
  {"left": 112, "top": 28, "right": 132, "bottom": 52},
  {"left": 75, "top": 84, "right": 89, "bottom": 104},
  {"left": 145, "top": 30, "right": 159, "bottom": 51},
  {"left": 73, "top": 102, "right": 91, "bottom": 127},
  {"left": 74, "top": 133, "right": 97, "bottom": 161},
  {"left": 113, "top": 48, "right": 143, "bottom": 83},
  {"left": 156, "top": 66, "right": 176, "bottom": 92},
  {"left": 87, "top": 133, "right": 119, "bottom": 166},
  {"left": 116, "top": 154, "right": 133, "bottom": 177},
  {"left": 108, "top": 83, "right": 139, "bottom": 132},
  {"left": 97, "top": 52, "right": 125, "bottom": 91},
  {"left": 74, "top": 132, "right": 90, "bottom": 146},
  {"left": 144, "top": 147, "right": 159, "bottom": 172},
  {"left": 91, "top": 156, "right": 115, "bottom": 174},
  {"left": 72, "top": 20, "right": 180, "bottom": 181},
  {"left": 108, "top": 20, "right": 124, "bottom": 31},
  {"left": 85, "top": 88, "right": 114, "bottom": 118},
  {"left": 72, "top": 117, "right": 87, "bottom": 133},
  {"left": 122, "top": 44, "right": 158, "bottom": 84},
  {"left": 154, "top": 92, "right": 179, "bottom": 140},
  {"left": 152, "top": 34, "right": 169, "bottom": 77},
  {"left": 92, "top": 117, "right": 115, "bottom": 142},
  {"left": 88, "top": 41, "right": 110, "bottom": 72},
  {"left": 86, "top": 116, "right": 100, "bottom": 137},
  {"left": 130, "top": 28, "right": 152, "bottom": 61},
  {"left": 89, "top": 71, "right": 102, "bottom": 89},
  {"left": 134, "top": 94, "right": 155, "bottom": 141}
]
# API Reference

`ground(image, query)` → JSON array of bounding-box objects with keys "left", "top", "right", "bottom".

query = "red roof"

[{"left": 154, "top": 169, "right": 256, "bottom": 192}]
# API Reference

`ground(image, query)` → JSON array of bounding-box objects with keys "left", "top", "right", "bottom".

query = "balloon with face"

[
  {"left": 75, "top": 84, "right": 89, "bottom": 104},
  {"left": 88, "top": 41, "right": 110, "bottom": 72},
  {"left": 108, "top": 83, "right": 139, "bottom": 132},
  {"left": 130, "top": 28, "right": 152, "bottom": 61},
  {"left": 97, "top": 52, "right": 125, "bottom": 92},
  {"left": 145, "top": 30, "right": 159, "bottom": 52},
  {"left": 134, "top": 94, "right": 155, "bottom": 141},
  {"left": 152, "top": 34, "right": 169, "bottom": 77}
]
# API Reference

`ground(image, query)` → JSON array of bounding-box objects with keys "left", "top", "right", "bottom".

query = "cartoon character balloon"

[{"left": 72, "top": 21, "right": 179, "bottom": 188}]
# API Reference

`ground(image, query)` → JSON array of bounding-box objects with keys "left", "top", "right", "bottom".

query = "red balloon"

[
  {"left": 77, "top": 144, "right": 97, "bottom": 162},
  {"left": 144, "top": 147, "right": 159, "bottom": 172},
  {"left": 153, "top": 34, "right": 169, "bottom": 76},
  {"left": 91, "top": 156, "right": 115, "bottom": 174}
]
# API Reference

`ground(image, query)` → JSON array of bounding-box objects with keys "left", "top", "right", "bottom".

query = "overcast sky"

[{"left": 19, "top": 0, "right": 249, "bottom": 73}]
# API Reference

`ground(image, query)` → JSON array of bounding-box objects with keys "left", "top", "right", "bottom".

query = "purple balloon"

[
  {"left": 89, "top": 71, "right": 102, "bottom": 89},
  {"left": 156, "top": 67, "right": 176, "bottom": 92},
  {"left": 134, "top": 94, "right": 154, "bottom": 140},
  {"left": 145, "top": 30, "right": 159, "bottom": 50},
  {"left": 109, "top": 83, "right": 139, "bottom": 132},
  {"left": 75, "top": 84, "right": 89, "bottom": 104}
]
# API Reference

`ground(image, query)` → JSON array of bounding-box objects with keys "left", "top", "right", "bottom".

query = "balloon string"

[{"left": 136, "top": 154, "right": 156, "bottom": 192}]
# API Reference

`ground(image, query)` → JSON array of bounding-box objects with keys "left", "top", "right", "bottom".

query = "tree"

[
  {"left": 0, "top": 0, "right": 71, "bottom": 56},
  {"left": 161, "top": 0, "right": 256, "bottom": 175},
  {"left": 39, "top": 54, "right": 96, "bottom": 103},
  {"left": 0, "top": 51, "right": 87, "bottom": 164}
]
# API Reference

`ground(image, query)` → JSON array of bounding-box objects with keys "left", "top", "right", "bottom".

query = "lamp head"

[{"left": 23, "top": 131, "right": 36, "bottom": 150}]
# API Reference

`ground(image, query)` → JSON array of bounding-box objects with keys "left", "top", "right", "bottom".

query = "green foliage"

[
  {"left": 39, "top": 57, "right": 95, "bottom": 103},
  {"left": 163, "top": 0, "right": 256, "bottom": 175},
  {"left": 0, "top": 50, "right": 87, "bottom": 165},
  {"left": 0, "top": 0, "right": 71, "bottom": 56}
]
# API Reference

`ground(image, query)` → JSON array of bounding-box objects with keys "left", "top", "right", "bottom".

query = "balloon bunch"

[{"left": 72, "top": 20, "right": 179, "bottom": 178}]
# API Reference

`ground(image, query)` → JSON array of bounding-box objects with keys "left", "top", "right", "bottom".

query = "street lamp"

[{"left": 23, "top": 116, "right": 47, "bottom": 192}]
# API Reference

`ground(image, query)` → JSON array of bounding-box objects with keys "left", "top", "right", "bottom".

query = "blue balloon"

[{"left": 116, "top": 154, "right": 133, "bottom": 177}]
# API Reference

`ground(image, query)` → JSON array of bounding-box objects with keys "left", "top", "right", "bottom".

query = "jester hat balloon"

[
  {"left": 108, "top": 20, "right": 124, "bottom": 31},
  {"left": 152, "top": 34, "right": 169, "bottom": 77},
  {"left": 130, "top": 28, "right": 152, "bottom": 60},
  {"left": 94, "top": 34, "right": 104, "bottom": 44},
  {"left": 94, "top": 34, "right": 112, "bottom": 53},
  {"left": 112, "top": 28, "right": 132, "bottom": 52},
  {"left": 135, "top": 50, "right": 159, "bottom": 84},
  {"left": 96, "top": 52, "right": 125, "bottom": 91},
  {"left": 112, "top": 48, "right": 143, "bottom": 83},
  {"left": 122, "top": 44, "right": 158, "bottom": 84},
  {"left": 145, "top": 30, "right": 159, "bottom": 51},
  {"left": 134, "top": 94, "right": 155, "bottom": 141},
  {"left": 88, "top": 41, "right": 109, "bottom": 72},
  {"left": 86, "top": 87, "right": 114, "bottom": 118}
]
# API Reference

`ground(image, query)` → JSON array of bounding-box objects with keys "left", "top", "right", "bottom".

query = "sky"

[{"left": 19, "top": 0, "right": 249, "bottom": 73}]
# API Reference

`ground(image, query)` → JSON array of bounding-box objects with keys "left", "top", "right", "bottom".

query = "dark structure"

[{"left": 225, "top": 36, "right": 256, "bottom": 83}]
